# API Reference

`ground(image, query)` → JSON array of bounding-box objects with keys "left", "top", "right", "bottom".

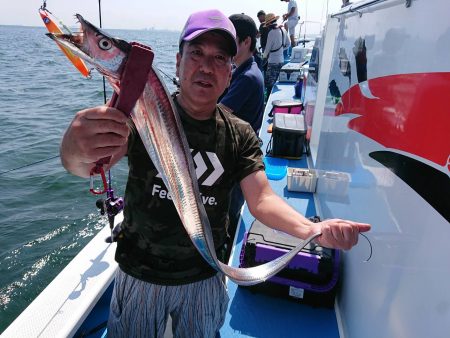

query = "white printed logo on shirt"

[{"left": 156, "top": 149, "right": 224, "bottom": 186}]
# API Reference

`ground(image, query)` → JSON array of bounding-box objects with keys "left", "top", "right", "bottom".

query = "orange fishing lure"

[{"left": 39, "top": 8, "right": 91, "bottom": 78}]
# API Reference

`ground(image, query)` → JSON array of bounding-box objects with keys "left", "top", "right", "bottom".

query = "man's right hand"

[{"left": 60, "top": 105, "right": 130, "bottom": 178}]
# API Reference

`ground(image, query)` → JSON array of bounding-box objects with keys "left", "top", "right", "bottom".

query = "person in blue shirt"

[
  {"left": 219, "top": 13, "right": 265, "bottom": 134},
  {"left": 219, "top": 14, "right": 265, "bottom": 255}
]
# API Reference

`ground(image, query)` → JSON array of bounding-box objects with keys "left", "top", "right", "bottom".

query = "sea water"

[{"left": 0, "top": 25, "right": 179, "bottom": 332}]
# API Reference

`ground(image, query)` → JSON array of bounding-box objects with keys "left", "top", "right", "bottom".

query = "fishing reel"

[
  {"left": 96, "top": 195, "right": 124, "bottom": 219},
  {"left": 96, "top": 195, "right": 124, "bottom": 243}
]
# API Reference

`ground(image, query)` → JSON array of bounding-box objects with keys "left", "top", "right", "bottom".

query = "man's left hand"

[{"left": 311, "top": 219, "right": 371, "bottom": 250}]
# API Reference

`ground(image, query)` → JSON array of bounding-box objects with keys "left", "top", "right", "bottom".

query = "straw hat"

[{"left": 263, "top": 13, "right": 279, "bottom": 27}]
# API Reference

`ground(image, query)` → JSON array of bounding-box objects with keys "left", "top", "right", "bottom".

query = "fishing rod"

[
  {"left": 88, "top": 2, "right": 177, "bottom": 241},
  {"left": 40, "top": 0, "right": 123, "bottom": 240},
  {"left": 36, "top": 1, "right": 176, "bottom": 244},
  {"left": 94, "top": 0, "right": 124, "bottom": 243}
]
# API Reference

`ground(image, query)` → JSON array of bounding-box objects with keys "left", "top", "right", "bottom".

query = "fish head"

[{"left": 47, "top": 14, "right": 131, "bottom": 80}]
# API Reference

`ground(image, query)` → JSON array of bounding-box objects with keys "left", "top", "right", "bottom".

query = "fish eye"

[{"left": 98, "top": 37, "right": 112, "bottom": 50}]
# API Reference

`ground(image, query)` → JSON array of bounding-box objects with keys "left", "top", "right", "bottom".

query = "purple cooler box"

[
  {"left": 269, "top": 99, "right": 303, "bottom": 117},
  {"left": 239, "top": 219, "right": 340, "bottom": 307}
]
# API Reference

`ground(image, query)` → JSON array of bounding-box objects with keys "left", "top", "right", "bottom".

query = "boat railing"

[{"left": 331, "top": 0, "right": 412, "bottom": 18}]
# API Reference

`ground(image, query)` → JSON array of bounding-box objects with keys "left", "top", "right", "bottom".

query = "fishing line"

[
  {"left": 156, "top": 67, "right": 179, "bottom": 87},
  {"left": 96, "top": 0, "right": 112, "bottom": 196},
  {"left": 360, "top": 233, "right": 373, "bottom": 262},
  {"left": 98, "top": 0, "right": 107, "bottom": 105},
  {"left": 40, "top": 1, "right": 73, "bottom": 35},
  {"left": 0, "top": 155, "right": 60, "bottom": 176}
]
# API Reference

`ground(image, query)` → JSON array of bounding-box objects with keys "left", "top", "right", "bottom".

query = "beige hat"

[{"left": 264, "top": 13, "right": 279, "bottom": 27}]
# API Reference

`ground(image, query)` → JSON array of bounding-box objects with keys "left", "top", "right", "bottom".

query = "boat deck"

[{"left": 220, "top": 82, "right": 339, "bottom": 337}]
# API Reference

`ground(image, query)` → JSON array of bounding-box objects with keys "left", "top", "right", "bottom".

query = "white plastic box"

[
  {"left": 279, "top": 63, "right": 302, "bottom": 82},
  {"left": 287, "top": 168, "right": 318, "bottom": 192},
  {"left": 316, "top": 171, "right": 350, "bottom": 196}
]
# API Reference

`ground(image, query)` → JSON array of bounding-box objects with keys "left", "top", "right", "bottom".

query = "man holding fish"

[{"left": 59, "top": 9, "right": 370, "bottom": 337}]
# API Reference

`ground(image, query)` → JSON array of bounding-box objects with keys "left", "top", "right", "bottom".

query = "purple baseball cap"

[{"left": 179, "top": 9, "right": 237, "bottom": 56}]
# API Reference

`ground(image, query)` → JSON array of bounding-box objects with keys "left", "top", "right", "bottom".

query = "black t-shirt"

[
  {"left": 116, "top": 97, "right": 264, "bottom": 285},
  {"left": 259, "top": 23, "right": 270, "bottom": 51}
]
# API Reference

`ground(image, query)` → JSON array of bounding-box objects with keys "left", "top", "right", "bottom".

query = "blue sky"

[{"left": 4, "top": 0, "right": 343, "bottom": 33}]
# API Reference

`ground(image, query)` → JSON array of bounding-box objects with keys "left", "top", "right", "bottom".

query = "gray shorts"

[
  {"left": 107, "top": 268, "right": 229, "bottom": 338},
  {"left": 287, "top": 19, "right": 299, "bottom": 35}
]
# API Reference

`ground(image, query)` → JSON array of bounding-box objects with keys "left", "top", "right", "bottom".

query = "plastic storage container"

[
  {"left": 239, "top": 219, "right": 340, "bottom": 307},
  {"left": 287, "top": 168, "right": 317, "bottom": 192},
  {"left": 269, "top": 100, "right": 303, "bottom": 117},
  {"left": 272, "top": 114, "right": 306, "bottom": 159},
  {"left": 316, "top": 171, "right": 350, "bottom": 196},
  {"left": 279, "top": 62, "right": 302, "bottom": 82}
]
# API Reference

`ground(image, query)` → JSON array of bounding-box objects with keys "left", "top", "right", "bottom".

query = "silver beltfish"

[{"left": 48, "top": 14, "right": 321, "bottom": 285}]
